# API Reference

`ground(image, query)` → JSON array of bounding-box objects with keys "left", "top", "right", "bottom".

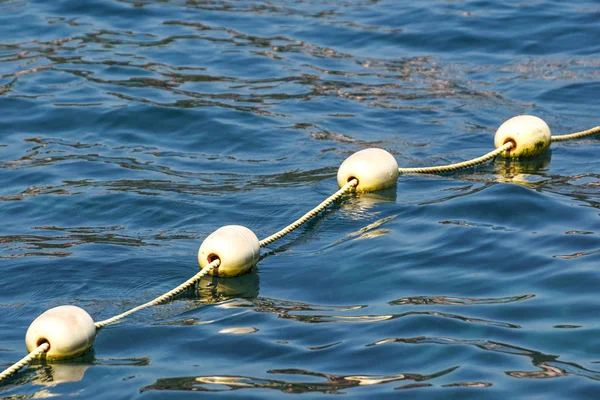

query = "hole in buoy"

[
  {"left": 37, "top": 338, "right": 50, "bottom": 350},
  {"left": 207, "top": 253, "right": 220, "bottom": 264},
  {"left": 348, "top": 176, "right": 359, "bottom": 185},
  {"left": 503, "top": 138, "right": 517, "bottom": 152}
]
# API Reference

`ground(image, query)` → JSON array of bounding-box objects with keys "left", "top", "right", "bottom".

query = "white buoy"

[
  {"left": 494, "top": 115, "right": 551, "bottom": 158},
  {"left": 25, "top": 306, "right": 96, "bottom": 360},
  {"left": 198, "top": 225, "right": 260, "bottom": 277},
  {"left": 337, "top": 148, "right": 399, "bottom": 192}
]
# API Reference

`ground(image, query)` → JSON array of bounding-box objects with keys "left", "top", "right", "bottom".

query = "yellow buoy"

[
  {"left": 337, "top": 148, "right": 399, "bottom": 192},
  {"left": 494, "top": 115, "right": 551, "bottom": 158},
  {"left": 25, "top": 306, "right": 96, "bottom": 360},
  {"left": 198, "top": 225, "right": 260, "bottom": 277}
]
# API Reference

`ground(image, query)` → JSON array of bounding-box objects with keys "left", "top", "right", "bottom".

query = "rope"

[
  {"left": 94, "top": 259, "right": 220, "bottom": 329},
  {"left": 259, "top": 179, "right": 358, "bottom": 247},
  {"left": 397, "top": 141, "right": 514, "bottom": 174},
  {"left": 2, "top": 123, "right": 598, "bottom": 384},
  {"left": 551, "top": 126, "right": 600, "bottom": 142},
  {"left": 0, "top": 260, "right": 219, "bottom": 383},
  {"left": 0, "top": 342, "right": 49, "bottom": 383}
]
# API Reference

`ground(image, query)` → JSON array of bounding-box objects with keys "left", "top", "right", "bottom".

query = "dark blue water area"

[{"left": 1, "top": 0, "right": 600, "bottom": 398}]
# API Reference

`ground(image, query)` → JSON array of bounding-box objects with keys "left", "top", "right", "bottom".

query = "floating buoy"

[
  {"left": 25, "top": 306, "right": 96, "bottom": 360},
  {"left": 198, "top": 225, "right": 260, "bottom": 277},
  {"left": 494, "top": 115, "right": 551, "bottom": 158},
  {"left": 337, "top": 148, "right": 399, "bottom": 192}
]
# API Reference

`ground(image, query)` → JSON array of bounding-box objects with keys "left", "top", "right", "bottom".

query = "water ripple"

[
  {"left": 390, "top": 294, "right": 535, "bottom": 306},
  {"left": 369, "top": 336, "right": 600, "bottom": 382},
  {"left": 252, "top": 297, "right": 518, "bottom": 328},
  {"left": 1, "top": 1, "right": 599, "bottom": 398},
  {"left": 141, "top": 366, "right": 459, "bottom": 394}
]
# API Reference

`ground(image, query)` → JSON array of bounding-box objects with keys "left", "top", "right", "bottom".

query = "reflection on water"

[
  {"left": 141, "top": 366, "right": 459, "bottom": 394},
  {"left": 218, "top": 326, "right": 258, "bottom": 335},
  {"left": 197, "top": 270, "right": 260, "bottom": 304},
  {"left": 143, "top": 273, "right": 260, "bottom": 326},
  {"left": 493, "top": 151, "right": 552, "bottom": 186},
  {"left": 327, "top": 214, "right": 398, "bottom": 249},
  {"left": 21, "top": 355, "right": 151, "bottom": 397},
  {"left": 1, "top": 0, "right": 600, "bottom": 398},
  {"left": 248, "top": 296, "right": 519, "bottom": 328},
  {"left": 0, "top": 225, "right": 154, "bottom": 259},
  {"left": 390, "top": 294, "right": 535, "bottom": 306},
  {"left": 341, "top": 187, "right": 398, "bottom": 220},
  {"left": 369, "top": 336, "right": 600, "bottom": 382},
  {"left": 31, "top": 364, "right": 91, "bottom": 387}
]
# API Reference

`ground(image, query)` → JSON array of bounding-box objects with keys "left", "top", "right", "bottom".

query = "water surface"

[{"left": 1, "top": 0, "right": 599, "bottom": 398}]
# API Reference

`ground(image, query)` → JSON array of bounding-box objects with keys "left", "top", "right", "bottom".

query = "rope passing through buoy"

[
  {"left": 0, "top": 342, "right": 49, "bottom": 382},
  {"left": 494, "top": 115, "right": 551, "bottom": 158},
  {"left": 198, "top": 225, "right": 260, "bottom": 278},
  {"left": 337, "top": 148, "right": 398, "bottom": 192},
  {"left": 1, "top": 115, "right": 598, "bottom": 384},
  {"left": 397, "top": 142, "right": 514, "bottom": 174},
  {"left": 397, "top": 115, "right": 599, "bottom": 174},
  {"left": 25, "top": 306, "right": 96, "bottom": 360},
  {"left": 0, "top": 259, "right": 220, "bottom": 382}
]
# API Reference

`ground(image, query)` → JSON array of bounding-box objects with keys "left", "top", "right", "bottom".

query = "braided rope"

[
  {"left": 398, "top": 141, "right": 514, "bottom": 174},
  {"left": 0, "top": 342, "right": 49, "bottom": 383},
  {"left": 259, "top": 179, "right": 358, "bottom": 247},
  {"left": 551, "top": 126, "right": 600, "bottom": 142},
  {"left": 94, "top": 259, "right": 219, "bottom": 329},
  {"left": 2, "top": 123, "right": 599, "bottom": 385}
]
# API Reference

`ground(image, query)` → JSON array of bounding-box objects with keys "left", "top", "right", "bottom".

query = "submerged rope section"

[
  {"left": 94, "top": 259, "right": 220, "bottom": 329},
  {"left": 259, "top": 179, "right": 358, "bottom": 247},
  {"left": 551, "top": 126, "right": 600, "bottom": 142},
  {"left": 398, "top": 141, "right": 514, "bottom": 174},
  {"left": 0, "top": 342, "right": 49, "bottom": 382}
]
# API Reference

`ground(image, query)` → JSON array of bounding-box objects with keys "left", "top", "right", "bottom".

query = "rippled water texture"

[{"left": 1, "top": 0, "right": 600, "bottom": 398}]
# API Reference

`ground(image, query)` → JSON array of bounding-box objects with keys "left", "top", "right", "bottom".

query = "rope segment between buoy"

[
  {"left": 259, "top": 179, "right": 358, "bottom": 247},
  {"left": 398, "top": 141, "right": 514, "bottom": 174},
  {"left": 0, "top": 342, "right": 49, "bottom": 383},
  {"left": 94, "top": 258, "right": 220, "bottom": 329},
  {"left": 0, "top": 260, "right": 220, "bottom": 383},
  {"left": 397, "top": 125, "right": 600, "bottom": 174},
  {"left": 2, "top": 124, "right": 599, "bottom": 385},
  {"left": 551, "top": 126, "right": 600, "bottom": 142}
]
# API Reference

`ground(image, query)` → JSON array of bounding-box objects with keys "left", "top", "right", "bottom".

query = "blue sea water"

[{"left": 1, "top": 0, "right": 599, "bottom": 398}]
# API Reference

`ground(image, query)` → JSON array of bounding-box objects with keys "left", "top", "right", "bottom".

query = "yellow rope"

[
  {"left": 0, "top": 342, "right": 49, "bottom": 383},
  {"left": 398, "top": 141, "right": 514, "bottom": 174},
  {"left": 259, "top": 179, "right": 358, "bottom": 247},
  {"left": 0, "top": 259, "right": 219, "bottom": 383},
  {"left": 397, "top": 125, "right": 600, "bottom": 175},
  {"left": 94, "top": 259, "right": 219, "bottom": 329},
  {"left": 2, "top": 124, "right": 597, "bottom": 383},
  {"left": 551, "top": 126, "right": 600, "bottom": 142}
]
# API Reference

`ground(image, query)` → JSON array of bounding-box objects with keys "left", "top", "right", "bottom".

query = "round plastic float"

[
  {"left": 25, "top": 305, "right": 96, "bottom": 360},
  {"left": 337, "top": 148, "right": 399, "bottom": 192},
  {"left": 494, "top": 115, "right": 551, "bottom": 158},
  {"left": 198, "top": 225, "right": 260, "bottom": 277}
]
